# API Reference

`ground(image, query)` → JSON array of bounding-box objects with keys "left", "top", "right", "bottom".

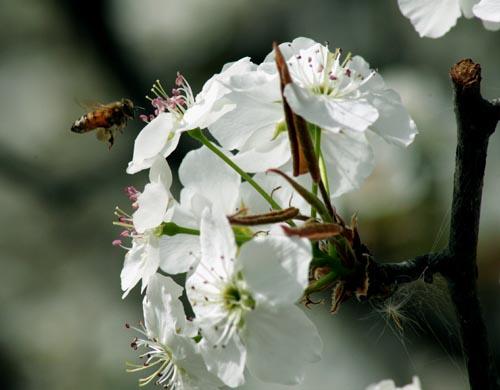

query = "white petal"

[
  {"left": 460, "top": 0, "right": 477, "bottom": 18},
  {"left": 183, "top": 90, "right": 234, "bottom": 131},
  {"left": 186, "top": 283, "right": 228, "bottom": 334},
  {"left": 170, "top": 203, "right": 199, "bottom": 228},
  {"left": 232, "top": 134, "right": 291, "bottom": 173},
  {"left": 246, "top": 305, "right": 322, "bottom": 385},
  {"left": 321, "top": 130, "right": 375, "bottom": 198},
  {"left": 366, "top": 379, "right": 398, "bottom": 390},
  {"left": 350, "top": 56, "right": 387, "bottom": 91},
  {"left": 160, "top": 131, "right": 181, "bottom": 161},
  {"left": 145, "top": 274, "right": 183, "bottom": 310},
  {"left": 120, "top": 243, "right": 145, "bottom": 298},
  {"left": 220, "top": 56, "right": 256, "bottom": 73},
  {"left": 148, "top": 155, "right": 172, "bottom": 188},
  {"left": 199, "top": 336, "right": 246, "bottom": 388},
  {"left": 126, "top": 113, "right": 177, "bottom": 174},
  {"left": 178, "top": 188, "right": 212, "bottom": 222},
  {"left": 174, "top": 337, "right": 223, "bottom": 389},
  {"left": 185, "top": 57, "right": 257, "bottom": 130},
  {"left": 404, "top": 377, "right": 422, "bottom": 390},
  {"left": 262, "top": 37, "right": 318, "bottom": 63},
  {"left": 183, "top": 191, "right": 214, "bottom": 221},
  {"left": 132, "top": 182, "right": 170, "bottom": 233},
  {"left": 139, "top": 244, "right": 160, "bottom": 294},
  {"left": 208, "top": 89, "right": 283, "bottom": 151},
  {"left": 158, "top": 234, "right": 200, "bottom": 274},
  {"left": 482, "top": 19, "right": 500, "bottom": 29},
  {"left": 227, "top": 69, "right": 281, "bottom": 102},
  {"left": 179, "top": 146, "right": 241, "bottom": 216},
  {"left": 397, "top": 0, "right": 461, "bottom": 38},
  {"left": 120, "top": 238, "right": 160, "bottom": 298},
  {"left": 284, "top": 83, "right": 379, "bottom": 132},
  {"left": 185, "top": 209, "right": 237, "bottom": 321},
  {"left": 368, "top": 89, "right": 418, "bottom": 147},
  {"left": 366, "top": 376, "right": 422, "bottom": 390},
  {"left": 474, "top": 0, "right": 500, "bottom": 22},
  {"left": 144, "top": 274, "right": 187, "bottom": 341},
  {"left": 199, "top": 207, "right": 237, "bottom": 277},
  {"left": 239, "top": 235, "right": 312, "bottom": 305}
]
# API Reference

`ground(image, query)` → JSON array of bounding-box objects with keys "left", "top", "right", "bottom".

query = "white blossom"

[
  {"left": 120, "top": 157, "right": 177, "bottom": 297},
  {"left": 160, "top": 145, "right": 242, "bottom": 274},
  {"left": 127, "top": 59, "right": 255, "bottom": 174},
  {"left": 366, "top": 376, "right": 422, "bottom": 390},
  {"left": 209, "top": 37, "right": 417, "bottom": 197},
  {"left": 121, "top": 144, "right": 244, "bottom": 296},
  {"left": 397, "top": 0, "right": 500, "bottom": 39},
  {"left": 127, "top": 274, "right": 221, "bottom": 389},
  {"left": 186, "top": 208, "right": 322, "bottom": 387},
  {"left": 473, "top": 0, "right": 500, "bottom": 28},
  {"left": 127, "top": 112, "right": 182, "bottom": 175}
]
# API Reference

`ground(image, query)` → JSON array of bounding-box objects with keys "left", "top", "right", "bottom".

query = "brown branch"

[
  {"left": 445, "top": 59, "right": 498, "bottom": 389},
  {"left": 367, "top": 59, "right": 499, "bottom": 389},
  {"left": 370, "top": 251, "right": 449, "bottom": 286}
]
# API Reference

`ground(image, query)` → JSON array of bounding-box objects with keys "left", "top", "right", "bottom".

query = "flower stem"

[
  {"left": 319, "top": 152, "right": 329, "bottom": 194},
  {"left": 161, "top": 221, "right": 252, "bottom": 246},
  {"left": 311, "top": 126, "right": 322, "bottom": 218},
  {"left": 188, "top": 129, "right": 281, "bottom": 211}
]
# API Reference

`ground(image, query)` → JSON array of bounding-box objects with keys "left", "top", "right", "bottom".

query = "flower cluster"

[{"left": 114, "top": 37, "right": 420, "bottom": 388}]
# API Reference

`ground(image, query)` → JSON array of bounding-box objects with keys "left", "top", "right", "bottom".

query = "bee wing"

[{"left": 74, "top": 98, "right": 108, "bottom": 111}]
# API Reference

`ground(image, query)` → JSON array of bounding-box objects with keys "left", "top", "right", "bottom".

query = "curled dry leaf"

[
  {"left": 228, "top": 207, "right": 299, "bottom": 226},
  {"left": 282, "top": 222, "right": 344, "bottom": 240},
  {"left": 274, "top": 42, "right": 319, "bottom": 180}
]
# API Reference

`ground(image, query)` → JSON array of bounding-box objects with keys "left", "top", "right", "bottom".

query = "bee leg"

[
  {"left": 117, "top": 122, "right": 125, "bottom": 134},
  {"left": 107, "top": 133, "right": 114, "bottom": 150}
]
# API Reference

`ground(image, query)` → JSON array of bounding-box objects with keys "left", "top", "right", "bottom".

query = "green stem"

[
  {"left": 311, "top": 126, "right": 322, "bottom": 218},
  {"left": 305, "top": 271, "right": 338, "bottom": 294},
  {"left": 306, "top": 257, "right": 352, "bottom": 294},
  {"left": 189, "top": 129, "right": 281, "bottom": 211},
  {"left": 161, "top": 222, "right": 252, "bottom": 246},
  {"left": 161, "top": 222, "right": 199, "bottom": 236},
  {"left": 319, "top": 151, "right": 329, "bottom": 194}
]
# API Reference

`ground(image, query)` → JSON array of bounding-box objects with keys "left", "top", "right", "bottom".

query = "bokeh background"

[{"left": 1, "top": 1, "right": 499, "bottom": 389}]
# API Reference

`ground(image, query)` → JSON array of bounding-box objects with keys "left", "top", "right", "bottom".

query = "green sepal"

[
  {"left": 272, "top": 121, "right": 287, "bottom": 141},
  {"left": 233, "top": 226, "right": 253, "bottom": 246},
  {"left": 160, "top": 222, "right": 199, "bottom": 237}
]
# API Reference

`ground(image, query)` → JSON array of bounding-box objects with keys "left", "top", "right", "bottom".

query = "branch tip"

[{"left": 450, "top": 59, "right": 481, "bottom": 89}]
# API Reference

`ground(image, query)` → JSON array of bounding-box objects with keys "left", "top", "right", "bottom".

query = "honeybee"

[{"left": 71, "top": 98, "right": 134, "bottom": 149}]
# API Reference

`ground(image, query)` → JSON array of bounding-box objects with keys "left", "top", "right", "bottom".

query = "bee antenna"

[{"left": 134, "top": 106, "right": 146, "bottom": 111}]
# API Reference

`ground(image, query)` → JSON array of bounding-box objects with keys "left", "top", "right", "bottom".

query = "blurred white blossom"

[
  {"left": 397, "top": 0, "right": 500, "bottom": 38},
  {"left": 366, "top": 376, "right": 421, "bottom": 390},
  {"left": 473, "top": 0, "right": 500, "bottom": 27}
]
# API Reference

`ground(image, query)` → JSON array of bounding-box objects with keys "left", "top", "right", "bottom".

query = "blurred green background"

[{"left": 1, "top": 1, "right": 499, "bottom": 389}]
